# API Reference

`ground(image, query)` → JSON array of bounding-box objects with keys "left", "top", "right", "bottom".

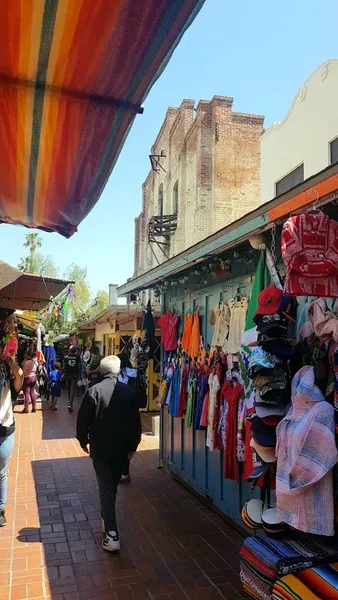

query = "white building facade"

[{"left": 261, "top": 59, "right": 338, "bottom": 204}]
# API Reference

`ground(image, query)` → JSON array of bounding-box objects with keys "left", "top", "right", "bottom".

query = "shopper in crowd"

[
  {"left": 76, "top": 355, "right": 141, "bottom": 552},
  {"left": 49, "top": 362, "right": 62, "bottom": 411},
  {"left": 0, "top": 352, "right": 23, "bottom": 526},
  {"left": 22, "top": 349, "right": 38, "bottom": 413},
  {"left": 86, "top": 345, "right": 101, "bottom": 387},
  {"left": 63, "top": 346, "right": 81, "bottom": 412},
  {"left": 118, "top": 352, "right": 138, "bottom": 484}
]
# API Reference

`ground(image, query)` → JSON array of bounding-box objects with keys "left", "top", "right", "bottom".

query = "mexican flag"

[{"left": 242, "top": 248, "right": 270, "bottom": 347}]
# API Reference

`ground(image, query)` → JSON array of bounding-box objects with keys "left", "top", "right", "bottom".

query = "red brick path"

[{"left": 0, "top": 395, "right": 248, "bottom": 600}]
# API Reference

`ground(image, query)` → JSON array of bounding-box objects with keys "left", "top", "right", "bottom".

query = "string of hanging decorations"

[{"left": 39, "top": 285, "right": 75, "bottom": 320}]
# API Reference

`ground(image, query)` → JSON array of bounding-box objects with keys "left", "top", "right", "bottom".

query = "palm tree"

[{"left": 23, "top": 233, "right": 42, "bottom": 273}]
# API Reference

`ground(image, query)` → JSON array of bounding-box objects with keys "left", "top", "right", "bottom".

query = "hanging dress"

[
  {"left": 170, "top": 365, "right": 181, "bottom": 417},
  {"left": 227, "top": 298, "right": 248, "bottom": 354},
  {"left": 185, "top": 377, "right": 197, "bottom": 427},
  {"left": 206, "top": 372, "right": 220, "bottom": 450},
  {"left": 177, "top": 359, "right": 189, "bottom": 417},
  {"left": 182, "top": 314, "right": 193, "bottom": 351},
  {"left": 189, "top": 311, "right": 200, "bottom": 358},
  {"left": 194, "top": 370, "right": 208, "bottom": 430},
  {"left": 222, "top": 380, "right": 243, "bottom": 482}
]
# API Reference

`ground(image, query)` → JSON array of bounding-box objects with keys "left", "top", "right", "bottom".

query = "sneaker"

[
  {"left": 102, "top": 533, "right": 120, "bottom": 552},
  {"left": 119, "top": 474, "right": 131, "bottom": 484},
  {"left": 68, "top": 405, "right": 73, "bottom": 413},
  {"left": 0, "top": 511, "right": 7, "bottom": 527}
]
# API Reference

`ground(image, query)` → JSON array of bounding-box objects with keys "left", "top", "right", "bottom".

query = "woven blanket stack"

[
  {"left": 273, "top": 563, "right": 338, "bottom": 599},
  {"left": 240, "top": 534, "right": 338, "bottom": 600}
]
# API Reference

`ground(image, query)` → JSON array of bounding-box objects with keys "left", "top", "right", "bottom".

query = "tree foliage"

[{"left": 18, "top": 234, "right": 107, "bottom": 334}]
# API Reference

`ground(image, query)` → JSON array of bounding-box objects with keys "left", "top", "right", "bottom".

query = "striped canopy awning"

[{"left": 0, "top": 0, "right": 204, "bottom": 237}]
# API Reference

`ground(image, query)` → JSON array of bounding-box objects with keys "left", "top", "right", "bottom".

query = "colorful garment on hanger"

[
  {"left": 276, "top": 366, "right": 338, "bottom": 536},
  {"left": 170, "top": 365, "right": 181, "bottom": 417},
  {"left": 281, "top": 211, "right": 338, "bottom": 297},
  {"left": 189, "top": 310, "right": 200, "bottom": 358},
  {"left": 237, "top": 398, "right": 245, "bottom": 462},
  {"left": 227, "top": 297, "right": 248, "bottom": 354},
  {"left": 217, "top": 394, "right": 228, "bottom": 450},
  {"left": 182, "top": 313, "right": 193, "bottom": 351},
  {"left": 158, "top": 311, "right": 179, "bottom": 351},
  {"left": 185, "top": 378, "right": 197, "bottom": 427},
  {"left": 194, "top": 370, "right": 208, "bottom": 430},
  {"left": 209, "top": 302, "right": 230, "bottom": 350},
  {"left": 222, "top": 380, "right": 243, "bottom": 481},
  {"left": 206, "top": 372, "right": 220, "bottom": 449},
  {"left": 177, "top": 359, "right": 189, "bottom": 417}
]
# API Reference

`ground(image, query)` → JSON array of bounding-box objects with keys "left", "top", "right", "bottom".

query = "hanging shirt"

[
  {"left": 276, "top": 366, "right": 338, "bottom": 536},
  {"left": 209, "top": 303, "right": 230, "bottom": 350},
  {"left": 227, "top": 298, "right": 248, "bottom": 354},
  {"left": 281, "top": 211, "right": 338, "bottom": 297},
  {"left": 158, "top": 311, "right": 179, "bottom": 351}
]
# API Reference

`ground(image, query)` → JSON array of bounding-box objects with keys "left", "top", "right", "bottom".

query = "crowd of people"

[{"left": 0, "top": 338, "right": 144, "bottom": 552}]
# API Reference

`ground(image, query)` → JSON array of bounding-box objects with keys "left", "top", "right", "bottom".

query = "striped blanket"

[{"left": 243, "top": 533, "right": 338, "bottom": 577}]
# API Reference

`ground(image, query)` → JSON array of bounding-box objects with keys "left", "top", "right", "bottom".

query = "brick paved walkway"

[{"left": 0, "top": 394, "right": 247, "bottom": 600}]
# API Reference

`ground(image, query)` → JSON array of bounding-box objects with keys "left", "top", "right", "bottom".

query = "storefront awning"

[
  {"left": 0, "top": 263, "right": 71, "bottom": 310},
  {"left": 0, "top": 0, "right": 205, "bottom": 237}
]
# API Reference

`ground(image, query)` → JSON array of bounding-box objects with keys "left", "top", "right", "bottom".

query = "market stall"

[{"left": 118, "top": 161, "right": 338, "bottom": 598}]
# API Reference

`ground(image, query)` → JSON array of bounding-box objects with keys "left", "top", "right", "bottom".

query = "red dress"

[{"left": 222, "top": 380, "right": 243, "bottom": 482}]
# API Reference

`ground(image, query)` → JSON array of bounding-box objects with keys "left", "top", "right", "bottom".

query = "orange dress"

[
  {"left": 182, "top": 314, "right": 193, "bottom": 351},
  {"left": 189, "top": 310, "right": 200, "bottom": 358}
]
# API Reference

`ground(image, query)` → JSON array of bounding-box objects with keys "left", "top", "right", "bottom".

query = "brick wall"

[{"left": 134, "top": 97, "right": 264, "bottom": 277}]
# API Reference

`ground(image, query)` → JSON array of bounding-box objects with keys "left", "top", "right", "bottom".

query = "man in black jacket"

[{"left": 76, "top": 355, "right": 141, "bottom": 552}]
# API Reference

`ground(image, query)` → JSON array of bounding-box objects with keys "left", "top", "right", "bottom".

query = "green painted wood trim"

[{"left": 118, "top": 213, "right": 268, "bottom": 295}]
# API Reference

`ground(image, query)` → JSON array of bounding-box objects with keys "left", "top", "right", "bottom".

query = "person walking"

[
  {"left": 76, "top": 355, "right": 141, "bottom": 552},
  {"left": 49, "top": 362, "right": 62, "bottom": 411},
  {"left": 86, "top": 345, "right": 101, "bottom": 387},
  {"left": 22, "top": 350, "right": 38, "bottom": 413},
  {"left": 63, "top": 347, "right": 81, "bottom": 412},
  {"left": 0, "top": 352, "right": 23, "bottom": 526}
]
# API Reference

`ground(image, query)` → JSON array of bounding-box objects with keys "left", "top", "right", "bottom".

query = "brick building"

[{"left": 134, "top": 96, "right": 264, "bottom": 278}]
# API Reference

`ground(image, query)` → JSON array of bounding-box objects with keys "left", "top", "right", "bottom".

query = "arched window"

[
  {"left": 173, "top": 180, "right": 178, "bottom": 214},
  {"left": 158, "top": 183, "right": 163, "bottom": 216}
]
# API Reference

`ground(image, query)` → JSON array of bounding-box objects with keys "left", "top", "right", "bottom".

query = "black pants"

[
  {"left": 66, "top": 378, "right": 77, "bottom": 405},
  {"left": 92, "top": 454, "right": 127, "bottom": 532}
]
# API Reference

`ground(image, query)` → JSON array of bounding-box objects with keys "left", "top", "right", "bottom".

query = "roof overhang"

[
  {"left": 0, "top": 0, "right": 205, "bottom": 237},
  {"left": 77, "top": 304, "right": 161, "bottom": 329},
  {"left": 0, "top": 263, "right": 72, "bottom": 310},
  {"left": 118, "top": 162, "right": 338, "bottom": 296}
]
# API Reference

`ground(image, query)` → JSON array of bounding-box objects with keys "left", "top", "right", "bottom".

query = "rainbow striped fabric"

[{"left": 0, "top": 0, "right": 204, "bottom": 237}]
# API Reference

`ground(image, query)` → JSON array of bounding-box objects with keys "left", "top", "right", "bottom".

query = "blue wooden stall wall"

[{"left": 161, "top": 260, "right": 258, "bottom": 526}]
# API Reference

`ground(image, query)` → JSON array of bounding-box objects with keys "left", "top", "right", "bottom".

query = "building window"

[
  {"left": 158, "top": 183, "right": 163, "bottom": 216},
  {"left": 330, "top": 137, "right": 338, "bottom": 165},
  {"left": 173, "top": 181, "right": 178, "bottom": 214},
  {"left": 275, "top": 164, "right": 304, "bottom": 196}
]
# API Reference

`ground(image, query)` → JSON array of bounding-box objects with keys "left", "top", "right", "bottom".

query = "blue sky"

[{"left": 1, "top": 0, "right": 337, "bottom": 297}]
